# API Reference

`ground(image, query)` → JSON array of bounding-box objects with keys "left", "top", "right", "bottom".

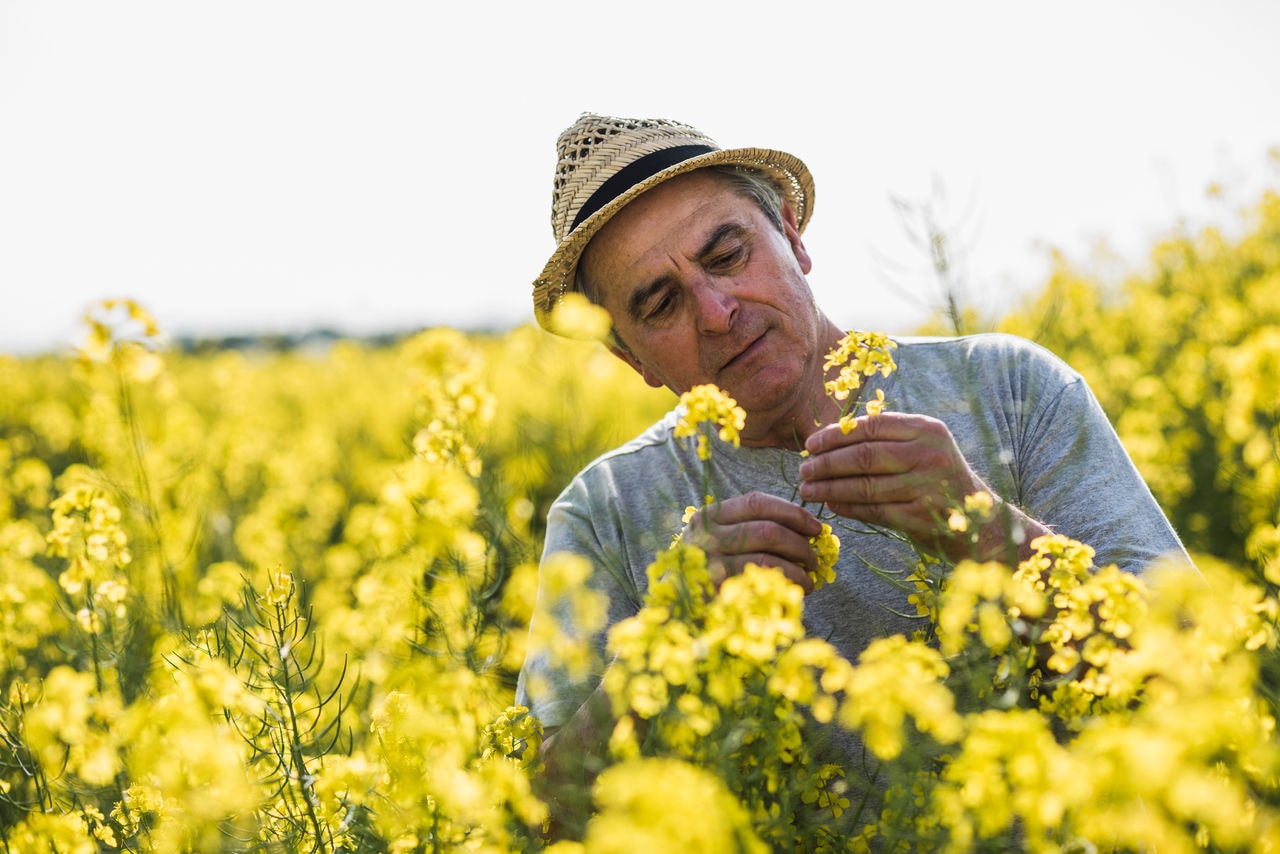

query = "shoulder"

[
  {"left": 891, "top": 332, "right": 1081, "bottom": 384},
  {"left": 893, "top": 331, "right": 1067, "bottom": 361},
  {"left": 557, "top": 410, "right": 683, "bottom": 495},
  {"left": 585, "top": 409, "right": 679, "bottom": 468},
  {"left": 547, "top": 409, "right": 691, "bottom": 566}
]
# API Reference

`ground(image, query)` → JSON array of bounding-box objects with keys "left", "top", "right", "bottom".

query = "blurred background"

[{"left": 2, "top": 0, "right": 1277, "bottom": 354}]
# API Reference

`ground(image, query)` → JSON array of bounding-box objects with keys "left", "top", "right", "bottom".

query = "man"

[{"left": 516, "top": 113, "right": 1189, "bottom": 830}]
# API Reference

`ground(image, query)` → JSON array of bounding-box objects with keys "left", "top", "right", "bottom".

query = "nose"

[{"left": 691, "top": 277, "right": 737, "bottom": 336}]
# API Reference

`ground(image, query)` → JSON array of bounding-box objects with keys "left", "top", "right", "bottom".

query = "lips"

[{"left": 717, "top": 328, "right": 768, "bottom": 375}]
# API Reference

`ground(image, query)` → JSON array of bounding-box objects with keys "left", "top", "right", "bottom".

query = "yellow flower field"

[{"left": 2, "top": 184, "right": 1279, "bottom": 851}]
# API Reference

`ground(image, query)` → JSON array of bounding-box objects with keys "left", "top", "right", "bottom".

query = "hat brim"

[{"left": 532, "top": 146, "right": 814, "bottom": 331}]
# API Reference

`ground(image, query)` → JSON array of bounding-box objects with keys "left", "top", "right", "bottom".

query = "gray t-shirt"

[{"left": 515, "top": 333, "right": 1189, "bottom": 731}]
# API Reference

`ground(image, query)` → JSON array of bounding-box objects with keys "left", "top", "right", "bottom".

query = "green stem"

[
  {"left": 270, "top": 599, "right": 329, "bottom": 852},
  {"left": 115, "top": 364, "right": 183, "bottom": 627}
]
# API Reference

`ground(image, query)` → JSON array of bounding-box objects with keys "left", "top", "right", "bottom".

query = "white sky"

[{"left": 2, "top": 0, "right": 1277, "bottom": 354}]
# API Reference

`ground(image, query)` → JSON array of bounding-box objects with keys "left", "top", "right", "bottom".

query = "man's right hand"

[{"left": 681, "top": 491, "right": 824, "bottom": 594}]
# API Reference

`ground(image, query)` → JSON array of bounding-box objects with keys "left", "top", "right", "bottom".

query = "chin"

[{"left": 730, "top": 371, "right": 799, "bottom": 414}]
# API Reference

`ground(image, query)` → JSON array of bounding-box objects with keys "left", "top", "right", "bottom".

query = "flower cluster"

[
  {"left": 76, "top": 298, "right": 166, "bottom": 382},
  {"left": 822, "top": 330, "right": 897, "bottom": 433},
  {"left": 571, "top": 757, "right": 767, "bottom": 854},
  {"left": 808, "top": 522, "right": 840, "bottom": 590},
  {"left": 8, "top": 285, "right": 1280, "bottom": 850},
  {"left": 601, "top": 546, "right": 861, "bottom": 849},
  {"left": 45, "top": 481, "right": 133, "bottom": 645},
  {"left": 673, "top": 383, "right": 746, "bottom": 461}
]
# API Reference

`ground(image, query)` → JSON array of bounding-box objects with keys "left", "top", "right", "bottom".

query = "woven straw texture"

[{"left": 533, "top": 114, "right": 814, "bottom": 331}]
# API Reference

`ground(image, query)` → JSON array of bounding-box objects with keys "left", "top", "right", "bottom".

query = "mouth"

[{"left": 718, "top": 329, "right": 768, "bottom": 375}]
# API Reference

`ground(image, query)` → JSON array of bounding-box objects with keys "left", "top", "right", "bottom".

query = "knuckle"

[
  {"left": 863, "top": 502, "right": 889, "bottom": 526},
  {"left": 853, "top": 478, "right": 877, "bottom": 503},
  {"left": 754, "top": 520, "right": 786, "bottom": 549},
  {"left": 743, "top": 491, "right": 774, "bottom": 516},
  {"left": 852, "top": 443, "right": 877, "bottom": 472},
  {"left": 747, "top": 551, "right": 782, "bottom": 572}
]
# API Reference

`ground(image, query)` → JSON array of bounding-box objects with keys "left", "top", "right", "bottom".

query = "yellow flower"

[
  {"left": 822, "top": 330, "right": 897, "bottom": 401},
  {"left": 930, "top": 708, "right": 1089, "bottom": 843},
  {"left": 707, "top": 564, "right": 806, "bottom": 664},
  {"left": 261, "top": 570, "right": 295, "bottom": 606},
  {"left": 528, "top": 552, "right": 610, "bottom": 683},
  {"left": 47, "top": 484, "right": 131, "bottom": 570},
  {"left": 936, "top": 560, "right": 1012, "bottom": 656},
  {"left": 583, "top": 758, "right": 768, "bottom": 854},
  {"left": 800, "top": 763, "right": 851, "bottom": 819},
  {"left": 75, "top": 607, "right": 102, "bottom": 635},
  {"left": 768, "top": 637, "right": 849, "bottom": 723},
  {"left": 840, "top": 636, "right": 963, "bottom": 759},
  {"left": 808, "top": 523, "right": 840, "bottom": 590},
  {"left": 964, "top": 490, "right": 995, "bottom": 516},
  {"left": 480, "top": 705, "right": 544, "bottom": 771},
  {"left": 864, "top": 388, "right": 887, "bottom": 417},
  {"left": 75, "top": 299, "right": 168, "bottom": 381},
  {"left": 547, "top": 292, "right": 613, "bottom": 341},
  {"left": 674, "top": 384, "right": 746, "bottom": 460},
  {"left": 6, "top": 812, "right": 98, "bottom": 854}
]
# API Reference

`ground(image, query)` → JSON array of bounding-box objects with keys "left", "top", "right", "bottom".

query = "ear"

[
  {"left": 780, "top": 201, "right": 813, "bottom": 275},
  {"left": 608, "top": 344, "right": 666, "bottom": 389}
]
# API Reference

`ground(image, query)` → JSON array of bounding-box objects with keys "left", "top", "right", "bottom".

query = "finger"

[
  {"left": 695, "top": 517, "right": 821, "bottom": 570},
  {"left": 822, "top": 496, "right": 939, "bottom": 531},
  {"left": 801, "top": 418, "right": 943, "bottom": 484},
  {"left": 799, "top": 417, "right": 969, "bottom": 497},
  {"left": 699, "top": 492, "right": 823, "bottom": 536},
  {"left": 799, "top": 441, "right": 922, "bottom": 484},
  {"left": 798, "top": 470, "right": 942, "bottom": 507},
  {"left": 804, "top": 411, "right": 934, "bottom": 455},
  {"left": 710, "top": 554, "right": 815, "bottom": 595}
]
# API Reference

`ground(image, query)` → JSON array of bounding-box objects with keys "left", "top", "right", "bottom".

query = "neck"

[{"left": 738, "top": 317, "right": 848, "bottom": 451}]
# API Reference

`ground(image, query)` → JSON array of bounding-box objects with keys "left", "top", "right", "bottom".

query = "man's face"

[{"left": 579, "top": 169, "right": 833, "bottom": 441}]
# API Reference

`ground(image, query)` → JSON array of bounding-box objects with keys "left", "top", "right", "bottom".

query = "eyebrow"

[
  {"left": 696, "top": 222, "right": 751, "bottom": 262},
  {"left": 625, "top": 221, "right": 752, "bottom": 322}
]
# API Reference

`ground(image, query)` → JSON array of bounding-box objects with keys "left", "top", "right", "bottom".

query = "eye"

[
  {"left": 706, "top": 243, "right": 746, "bottom": 273},
  {"left": 640, "top": 287, "right": 679, "bottom": 322}
]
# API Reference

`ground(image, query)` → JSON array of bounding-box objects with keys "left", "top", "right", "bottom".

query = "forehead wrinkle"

[{"left": 622, "top": 218, "right": 755, "bottom": 323}]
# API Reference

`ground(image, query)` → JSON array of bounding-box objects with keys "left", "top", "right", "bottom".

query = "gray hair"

[{"left": 576, "top": 165, "right": 788, "bottom": 353}]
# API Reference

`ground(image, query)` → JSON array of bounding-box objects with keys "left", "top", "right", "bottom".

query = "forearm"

[
  {"left": 534, "top": 681, "right": 615, "bottom": 839},
  {"left": 971, "top": 500, "right": 1052, "bottom": 566}
]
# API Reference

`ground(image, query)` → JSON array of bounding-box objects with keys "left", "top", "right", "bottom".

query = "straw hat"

[{"left": 532, "top": 113, "right": 815, "bottom": 332}]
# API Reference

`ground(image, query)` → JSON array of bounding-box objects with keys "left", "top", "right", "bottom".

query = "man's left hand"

[{"left": 797, "top": 411, "right": 1039, "bottom": 562}]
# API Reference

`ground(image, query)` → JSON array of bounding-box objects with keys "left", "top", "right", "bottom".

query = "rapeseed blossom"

[
  {"left": 47, "top": 484, "right": 132, "bottom": 578},
  {"left": 601, "top": 545, "right": 863, "bottom": 849},
  {"left": 822, "top": 330, "right": 897, "bottom": 433},
  {"left": 579, "top": 758, "right": 767, "bottom": 854},
  {"left": 10, "top": 291, "right": 1280, "bottom": 850},
  {"left": 822, "top": 330, "right": 898, "bottom": 398},
  {"left": 673, "top": 384, "right": 746, "bottom": 460},
  {"left": 76, "top": 298, "right": 166, "bottom": 382},
  {"left": 929, "top": 708, "right": 1089, "bottom": 847},
  {"left": 23, "top": 666, "right": 124, "bottom": 786},
  {"left": 526, "top": 552, "right": 610, "bottom": 688},
  {"left": 706, "top": 564, "right": 806, "bottom": 664},
  {"left": 808, "top": 523, "right": 840, "bottom": 590},
  {"left": 547, "top": 292, "right": 614, "bottom": 341},
  {"left": 840, "top": 635, "right": 963, "bottom": 760}
]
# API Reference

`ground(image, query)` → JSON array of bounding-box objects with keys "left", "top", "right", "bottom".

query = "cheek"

[{"left": 634, "top": 330, "right": 702, "bottom": 376}]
